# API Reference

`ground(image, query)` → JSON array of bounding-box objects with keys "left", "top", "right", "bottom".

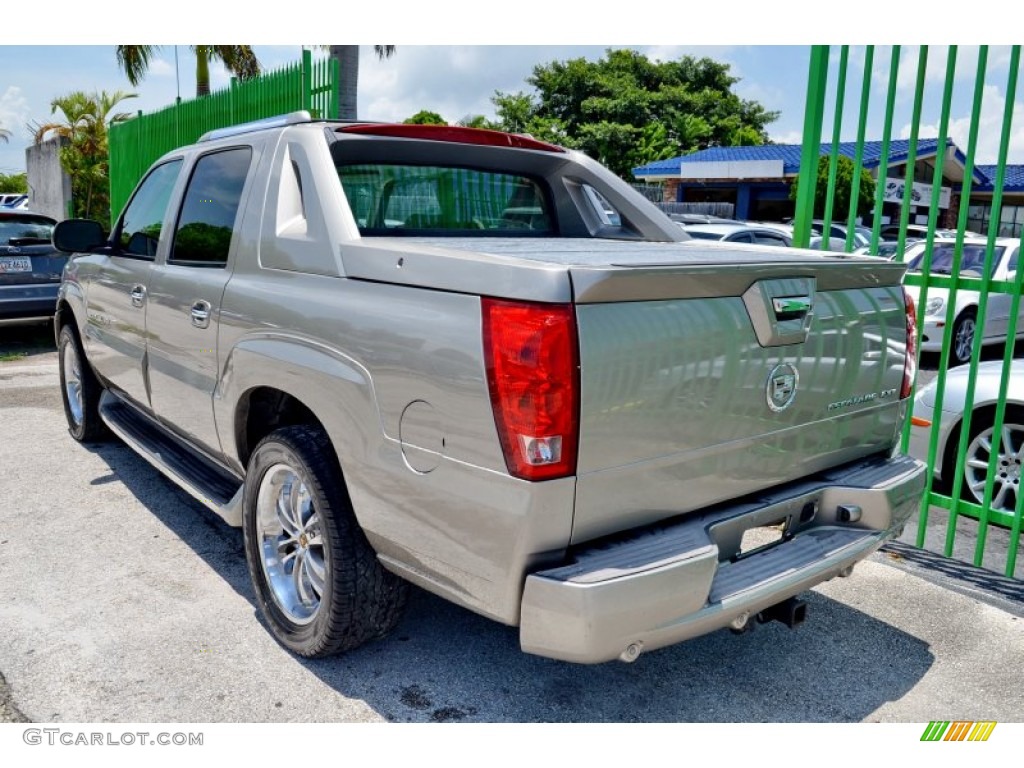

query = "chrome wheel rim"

[
  {"left": 965, "top": 422, "right": 1023, "bottom": 513},
  {"left": 954, "top": 317, "right": 975, "bottom": 363},
  {"left": 62, "top": 340, "right": 84, "bottom": 427},
  {"left": 256, "top": 463, "right": 327, "bottom": 625}
]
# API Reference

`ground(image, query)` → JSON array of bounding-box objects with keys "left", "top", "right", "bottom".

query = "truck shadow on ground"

[{"left": 90, "top": 441, "right": 935, "bottom": 723}]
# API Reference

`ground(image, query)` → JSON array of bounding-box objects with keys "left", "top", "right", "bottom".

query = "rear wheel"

[
  {"left": 57, "top": 324, "right": 108, "bottom": 442},
  {"left": 242, "top": 424, "right": 408, "bottom": 657},
  {"left": 950, "top": 309, "right": 976, "bottom": 367},
  {"left": 961, "top": 407, "right": 1024, "bottom": 516}
]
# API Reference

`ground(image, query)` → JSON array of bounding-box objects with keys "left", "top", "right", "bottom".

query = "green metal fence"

[
  {"left": 108, "top": 50, "right": 338, "bottom": 224},
  {"left": 795, "top": 45, "right": 1023, "bottom": 578}
]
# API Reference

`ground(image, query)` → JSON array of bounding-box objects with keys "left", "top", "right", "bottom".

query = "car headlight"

[{"left": 924, "top": 296, "right": 945, "bottom": 316}]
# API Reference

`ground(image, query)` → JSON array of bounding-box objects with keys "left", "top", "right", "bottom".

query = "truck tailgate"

[
  {"left": 342, "top": 237, "right": 910, "bottom": 545},
  {"left": 568, "top": 255, "right": 909, "bottom": 544}
]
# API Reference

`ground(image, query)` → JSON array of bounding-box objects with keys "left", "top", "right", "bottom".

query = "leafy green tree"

[
  {"left": 0, "top": 172, "right": 27, "bottom": 193},
  {"left": 490, "top": 49, "right": 778, "bottom": 179},
  {"left": 457, "top": 114, "right": 494, "bottom": 129},
  {"left": 33, "top": 89, "right": 136, "bottom": 222},
  {"left": 404, "top": 110, "right": 447, "bottom": 125},
  {"left": 116, "top": 46, "right": 260, "bottom": 97},
  {"left": 175, "top": 222, "right": 232, "bottom": 263},
  {"left": 329, "top": 45, "right": 395, "bottom": 120},
  {"left": 789, "top": 155, "right": 876, "bottom": 220}
]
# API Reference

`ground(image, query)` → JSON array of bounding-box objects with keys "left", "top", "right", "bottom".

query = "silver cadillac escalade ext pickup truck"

[{"left": 53, "top": 112, "right": 926, "bottom": 663}]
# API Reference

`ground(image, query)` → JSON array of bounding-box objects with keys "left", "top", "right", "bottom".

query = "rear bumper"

[
  {"left": 0, "top": 283, "right": 59, "bottom": 320},
  {"left": 520, "top": 453, "right": 926, "bottom": 663}
]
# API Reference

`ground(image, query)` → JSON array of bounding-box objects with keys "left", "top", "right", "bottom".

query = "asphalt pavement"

[{"left": 0, "top": 327, "right": 1021, "bottom": 723}]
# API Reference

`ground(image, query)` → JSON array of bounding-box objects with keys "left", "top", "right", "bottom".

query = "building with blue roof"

[{"left": 634, "top": 139, "right": 1024, "bottom": 236}]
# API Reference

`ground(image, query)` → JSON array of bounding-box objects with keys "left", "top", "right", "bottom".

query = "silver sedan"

[{"left": 909, "top": 360, "right": 1023, "bottom": 516}]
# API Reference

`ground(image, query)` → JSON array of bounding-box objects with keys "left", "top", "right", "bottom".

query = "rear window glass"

[
  {"left": 0, "top": 215, "right": 55, "bottom": 244},
  {"left": 907, "top": 243, "right": 1004, "bottom": 276},
  {"left": 337, "top": 164, "right": 553, "bottom": 235},
  {"left": 685, "top": 230, "right": 725, "bottom": 240}
]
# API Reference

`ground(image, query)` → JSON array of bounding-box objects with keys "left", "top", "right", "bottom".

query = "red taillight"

[
  {"left": 482, "top": 298, "right": 579, "bottom": 481},
  {"left": 901, "top": 288, "right": 917, "bottom": 399}
]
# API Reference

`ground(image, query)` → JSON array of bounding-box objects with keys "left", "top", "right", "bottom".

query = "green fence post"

[
  {"left": 821, "top": 46, "right": 849, "bottom": 252},
  {"left": 969, "top": 45, "right": 1019, "bottom": 567},
  {"left": 845, "top": 46, "right": 875, "bottom": 243},
  {"left": 940, "top": 46, "right": 989, "bottom": 559},
  {"left": 895, "top": 47, "right": 929, "bottom": 257},
  {"left": 869, "top": 46, "right": 901, "bottom": 253},
  {"left": 302, "top": 48, "right": 312, "bottom": 113},
  {"left": 330, "top": 56, "right": 340, "bottom": 119},
  {"left": 793, "top": 45, "right": 830, "bottom": 248},
  {"left": 904, "top": 48, "right": 958, "bottom": 550}
]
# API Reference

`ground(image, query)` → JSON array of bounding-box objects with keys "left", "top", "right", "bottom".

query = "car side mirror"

[{"left": 53, "top": 219, "right": 106, "bottom": 253}]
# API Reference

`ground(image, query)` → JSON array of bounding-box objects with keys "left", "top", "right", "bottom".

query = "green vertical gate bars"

[
  {"left": 1006, "top": 253, "right": 1024, "bottom": 573},
  {"left": 844, "top": 46, "right": 875, "bottom": 251},
  {"left": 965, "top": 46, "right": 1020, "bottom": 572},
  {"left": 940, "top": 46, "right": 989, "bottom": 560},
  {"left": 869, "top": 47, "right": 901, "bottom": 253},
  {"left": 894, "top": 47, "right": 929, "bottom": 258},
  {"left": 820, "top": 46, "right": 849, "bottom": 252},
  {"left": 801, "top": 45, "right": 1023, "bottom": 578},
  {"left": 793, "top": 45, "right": 830, "bottom": 248},
  {"left": 109, "top": 52, "right": 339, "bottom": 223},
  {"left": 903, "top": 46, "right": 958, "bottom": 548}
]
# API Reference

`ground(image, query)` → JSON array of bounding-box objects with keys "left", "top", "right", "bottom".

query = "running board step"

[{"left": 98, "top": 391, "right": 244, "bottom": 526}]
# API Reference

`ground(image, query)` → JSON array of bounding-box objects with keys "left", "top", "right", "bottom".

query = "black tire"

[
  {"left": 950, "top": 308, "right": 977, "bottom": 367},
  {"left": 57, "top": 323, "right": 109, "bottom": 443},
  {"left": 242, "top": 424, "right": 408, "bottom": 657}
]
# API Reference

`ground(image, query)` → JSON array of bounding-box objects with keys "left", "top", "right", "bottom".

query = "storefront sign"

[{"left": 884, "top": 177, "right": 951, "bottom": 209}]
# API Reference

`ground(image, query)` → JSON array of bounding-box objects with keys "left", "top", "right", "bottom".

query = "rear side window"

[
  {"left": 754, "top": 233, "right": 788, "bottom": 246},
  {"left": 170, "top": 148, "right": 252, "bottom": 267},
  {"left": 118, "top": 160, "right": 183, "bottom": 257},
  {"left": 338, "top": 164, "right": 553, "bottom": 235}
]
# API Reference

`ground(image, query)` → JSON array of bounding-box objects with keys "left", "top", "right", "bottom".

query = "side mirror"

[{"left": 53, "top": 219, "right": 106, "bottom": 254}]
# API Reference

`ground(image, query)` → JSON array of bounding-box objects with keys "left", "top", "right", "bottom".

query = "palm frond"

[
  {"left": 116, "top": 45, "right": 159, "bottom": 86},
  {"left": 208, "top": 45, "right": 261, "bottom": 80}
]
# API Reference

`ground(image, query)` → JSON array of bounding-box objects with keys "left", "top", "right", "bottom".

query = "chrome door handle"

[
  {"left": 130, "top": 284, "right": 146, "bottom": 308},
  {"left": 190, "top": 300, "right": 211, "bottom": 329}
]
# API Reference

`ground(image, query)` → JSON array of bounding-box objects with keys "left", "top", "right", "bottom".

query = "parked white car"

[
  {"left": 0, "top": 193, "right": 29, "bottom": 209},
  {"left": 909, "top": 359, "right": 1023, "bottom": 516},
  {"left": 902, "top": 237, "right": 1022, "bottom": 366}
]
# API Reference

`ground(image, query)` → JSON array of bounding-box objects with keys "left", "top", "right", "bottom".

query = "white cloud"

[
  {"left": 908, "top": 84, "right": 1024, "bottom": 165},
  {"left": 769, "top": 129, "right": 803, "bottom": 145},
  {"left": 147, "top": 58, "right": 175, "bottom": 77},
  {"left": 0, "top": 86, "right": 31, "bottom": 143}
]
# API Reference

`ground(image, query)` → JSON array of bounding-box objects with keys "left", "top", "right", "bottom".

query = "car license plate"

[{"left": 0, "top": 256, "right": 32, "bottom": 274}]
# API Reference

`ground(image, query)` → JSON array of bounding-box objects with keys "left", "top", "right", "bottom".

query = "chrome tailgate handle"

[
  {"left": 772, "top": 296, "right": 813, "bottom": 320},
  {"left": 190, "top": 300, "right": 211, "bottom": 329}
]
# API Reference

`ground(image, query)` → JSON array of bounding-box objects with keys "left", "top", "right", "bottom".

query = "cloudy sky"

[{"left": 1, "top": 19, "right": 1021, "bottom": 178}]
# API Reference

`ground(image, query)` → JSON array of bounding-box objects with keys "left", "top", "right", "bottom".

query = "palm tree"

[
  {"left": 329, "top": 45, "right": 395, "bottom": 120},
  {"left": 0, "top": 123, "right": 9, "bottom": 143},
  {"left": 33, "top": 90, "right": 136, "bottom": 220},
  {"left": 116, "top": 46, "right": 260, "bottom": 97}
]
